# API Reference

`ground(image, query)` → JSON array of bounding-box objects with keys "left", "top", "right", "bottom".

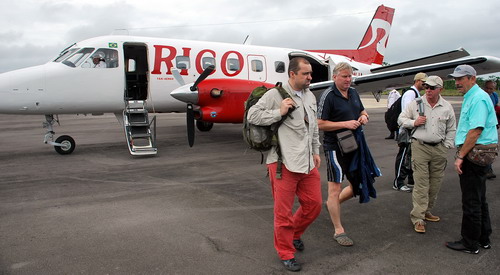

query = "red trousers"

[{"left": 267, "top": 163, "right": 322, "bottom": 260}]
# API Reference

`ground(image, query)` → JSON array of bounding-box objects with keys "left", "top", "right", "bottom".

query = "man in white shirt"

[
  {"left": 399, "top": 75, "right": 456, "bottom": 233},
  {"left": 385, "top": 89, "right": 401, "bottom": 139}
]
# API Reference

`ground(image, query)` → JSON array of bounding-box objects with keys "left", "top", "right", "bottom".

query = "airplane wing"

[
  {"left": 310, "top": 51, "right": 500, "bottom": 93},
  {"left": 371, "top": 48, "right": 470, "bottom": 73}
]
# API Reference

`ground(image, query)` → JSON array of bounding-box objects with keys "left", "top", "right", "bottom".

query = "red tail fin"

[{"left": 308, "top": 5, "right": 395, "bottom": 65}]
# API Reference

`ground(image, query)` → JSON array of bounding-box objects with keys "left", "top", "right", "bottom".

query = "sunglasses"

[{"left": 423, "top": 84, "right": 439, "bottom": 90}]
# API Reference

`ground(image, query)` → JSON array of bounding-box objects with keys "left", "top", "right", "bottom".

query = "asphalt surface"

[{"left": 0, "top": 95, "right": 499, "bottom": 274}]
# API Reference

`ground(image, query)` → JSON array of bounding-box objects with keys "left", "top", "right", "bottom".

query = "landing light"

[{"left": 210, "top": 88, "right": 223, "bottom": 98}]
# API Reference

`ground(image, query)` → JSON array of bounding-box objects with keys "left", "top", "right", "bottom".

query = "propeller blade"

[
  {"left": 187, "top": 104, "right": 195, "bottom": 147},
  {"left": 190, "top": 65, "right": 215, "bottom": 91},
  {"left": 171, "top": 68, "right": 185, "bottom": 86}
]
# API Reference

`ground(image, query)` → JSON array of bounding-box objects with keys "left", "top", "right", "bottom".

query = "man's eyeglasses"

[{"left": 423, "top": 84, "right": 439, "bottom": 90}]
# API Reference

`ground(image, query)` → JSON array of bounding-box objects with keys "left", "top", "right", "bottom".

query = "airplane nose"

[{"left": 170, "top": 84, "right": 199, "bottom": 104}]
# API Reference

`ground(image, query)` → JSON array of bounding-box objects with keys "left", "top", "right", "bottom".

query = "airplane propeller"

[
  {"left": 184, "top": 65, "right": 215, "bottom": 147},
  {"left": 171, "top": 68, "right": 185, "bottom": 86},
  {"left": 190, "top": 65, "right": 215, "bottom": 91}
]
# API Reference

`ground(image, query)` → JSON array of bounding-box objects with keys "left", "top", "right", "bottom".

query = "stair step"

[
  {"left": 128, "top": 121, "right": 149, "bottom": 126},
  {"left": 123, "top": 100, "right": 157, "bottom": 156},
  {"left": 126, "top": 113, "right": 148, "bottom": 124},
  {"left": 127, "top": 100, "right": 145, "bottom": 109},
  {"left": 130, "top": 147, "right": 157, "bottom": 156},
  {"left": 130, "top": 133, "right": 152, "bottom": 139}
]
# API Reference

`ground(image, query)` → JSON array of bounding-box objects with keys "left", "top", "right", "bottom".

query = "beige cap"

[
  {"left": 425, "top": 75, "right": 443, "bottom": 87},
  {"left": 414, "top": 72, "right": 428, "bottom": 82}
]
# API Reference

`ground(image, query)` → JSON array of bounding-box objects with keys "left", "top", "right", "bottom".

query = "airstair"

[{"left": 123, "top": 100, "right": 157, "bottom": 155}]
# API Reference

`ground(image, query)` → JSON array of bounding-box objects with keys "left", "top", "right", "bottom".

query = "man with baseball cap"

[
  {"left": 392, "top": 72, "right": 428, "bottom": 192},
  {"left": 398, "top": 76, "right": 456, "bottom": 233},
  {"left": 446, "top": 65, "right": 497, "bottom": 254}
]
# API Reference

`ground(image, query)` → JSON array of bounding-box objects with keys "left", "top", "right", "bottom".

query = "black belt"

[{"left": 412, "top": 138, "right": 440, "bottom": 146}]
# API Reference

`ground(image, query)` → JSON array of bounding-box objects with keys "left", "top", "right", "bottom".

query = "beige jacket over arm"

[{"left": 246, "top": 81, "right": 320, "bottom": 174}]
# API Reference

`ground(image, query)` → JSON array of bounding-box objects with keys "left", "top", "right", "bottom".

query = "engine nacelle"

[{"left": 195, "top": 79, "right": 275, "bottom": 123}]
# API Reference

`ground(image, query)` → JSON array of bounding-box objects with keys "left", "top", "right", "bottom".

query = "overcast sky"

[{"left": 1, "top": 0, "right": 499, "bottom": 74}]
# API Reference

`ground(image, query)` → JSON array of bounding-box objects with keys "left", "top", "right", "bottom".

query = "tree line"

[{"left": 443, "top": 76, "right": 500, "bottom": 90}]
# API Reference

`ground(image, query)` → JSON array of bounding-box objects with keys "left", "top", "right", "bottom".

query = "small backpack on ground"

[
  {"left": 384, "top": 88, "right": 418, "bottom": 133},
  {"left": 243, "top": 83, "right": 294, "bottom": 179}
]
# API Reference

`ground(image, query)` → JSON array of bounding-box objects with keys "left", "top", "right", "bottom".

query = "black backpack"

[
  {"left": 243, "top": 83, "right": 295, "bottom": 178},
  {"left": 385, "top": 88, "right": 418, "bottom": 132}
]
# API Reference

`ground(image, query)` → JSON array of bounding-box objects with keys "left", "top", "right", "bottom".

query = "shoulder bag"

[{"left": 336, "top": 130, "right": 358, "bottom": 154}]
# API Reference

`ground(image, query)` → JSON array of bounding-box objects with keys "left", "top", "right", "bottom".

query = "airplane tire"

[
  {"left": 196, "top": 121, "right": 213, "bottom": 132},
  {"left": 54, "top": 135, "right": 76, "bottom": 155}
]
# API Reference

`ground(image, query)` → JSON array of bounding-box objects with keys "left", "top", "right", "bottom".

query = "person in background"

[
  {"left": 484, "top": 80, "right": 498, "bottom": 179},
  {"left": 392, "top": 73, "right": 428, "bottom": 192},
  {"left": 385, "top": 89, "right": 401, "bottom": 139}
]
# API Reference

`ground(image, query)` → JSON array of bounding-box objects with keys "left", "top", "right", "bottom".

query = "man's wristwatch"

[{"left": 455, "top": 151, "right": 464, "bottom": 160}]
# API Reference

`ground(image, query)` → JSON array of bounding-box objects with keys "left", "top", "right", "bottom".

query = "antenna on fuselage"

[{"left": 243, "top": 35, "right": 252, "bottom": 45}]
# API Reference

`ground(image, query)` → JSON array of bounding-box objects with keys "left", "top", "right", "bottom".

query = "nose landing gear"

[{"left": 43, "top": 114, "right": 76, "bottom": 155}]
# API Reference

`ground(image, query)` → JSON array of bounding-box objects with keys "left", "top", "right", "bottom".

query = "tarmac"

[{"left": 0, "top": 95, "right": 498, "bottom": 274}]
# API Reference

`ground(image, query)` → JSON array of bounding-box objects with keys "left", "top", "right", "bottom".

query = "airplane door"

[
  {"left": 247, "top": 55, "right": 267, "bottom": 82},
  {"left": 123, "top": 43, "right": 149, "bottom": 100}
]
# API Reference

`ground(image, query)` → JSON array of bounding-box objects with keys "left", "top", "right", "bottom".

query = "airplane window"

[
  {"left": 227, "top": 58, "right": 240, "bottom": 71},
  {"left": 251, "top": 60, "right": 263, "bottom": 72},
  {"left": 81, "top": 48, "right": 119, "bottom": 69},
  {"left": 54, "top": 48, "right": 80, "bottom": 63},
  {"left": 63, "top": 48, "right": 95, "bottom": 68},
  {"left": 202, "top": 57, "right": 216, "bottom": 70},
  {"left": 105, "top": 49, "right": 119, "bottom": 68},
  {"left": 275, "top": 61, "right": 285, "bottom": 73},
  {"left": 176, "top": 56, "right": 190, "bottom": 70}
]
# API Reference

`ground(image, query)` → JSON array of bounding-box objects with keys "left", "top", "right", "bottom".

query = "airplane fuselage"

[{"left": 0, "top": 35, "right": 377, "bottom": 115}]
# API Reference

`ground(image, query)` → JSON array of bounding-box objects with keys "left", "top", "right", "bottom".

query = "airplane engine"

[{"left": 195, "top": 79, "right": 275, "bottom": 123}]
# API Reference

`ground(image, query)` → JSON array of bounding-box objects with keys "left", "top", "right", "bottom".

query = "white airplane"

[{"left": 1, "top": 5, "right": 499, "bottom": 155}]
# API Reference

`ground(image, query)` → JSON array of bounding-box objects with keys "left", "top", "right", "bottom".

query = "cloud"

[{"left": 1, "top": 0, "right": 500, "bottom": 73}]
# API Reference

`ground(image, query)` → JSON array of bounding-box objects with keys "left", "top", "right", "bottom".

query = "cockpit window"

[
  {"left": 81, "top": 48, "right": 119, "bottom": 69},
  {"left": 54, "top": 48, "right": 80, "bottom": 63},
  {"left": 61, "top": 48, "right": 95, "bottom": 67}
]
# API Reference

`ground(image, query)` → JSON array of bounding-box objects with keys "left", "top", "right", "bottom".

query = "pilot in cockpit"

[{"left": 92, "top": 52, "right": 107, "bottom": 68}]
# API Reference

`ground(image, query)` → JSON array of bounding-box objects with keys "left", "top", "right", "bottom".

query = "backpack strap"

[
  {"left": 408, "top": 87, "right": 419, "bottom": 98},
  {"left": 272, "top": 82, "right": 295, "bottom": 179}
]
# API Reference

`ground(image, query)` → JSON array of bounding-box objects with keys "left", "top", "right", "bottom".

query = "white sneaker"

[{"left": 399, "top": 185, "right": 412, "bottom": 193}]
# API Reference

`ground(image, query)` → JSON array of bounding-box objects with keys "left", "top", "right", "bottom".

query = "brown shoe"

[
  {"left": 425, "top": 212, "right": 440, "bottom": 222},
  {"left": 414, "top": 221, "right": 425, "bottom": 233}
]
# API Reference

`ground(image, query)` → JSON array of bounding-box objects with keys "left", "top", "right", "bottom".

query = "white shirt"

[
  {"left": 401, "top": 85, "right": 420, "bottom": 111},
  {"left": 387, "top": 89, "right": 401, "bottom": 108},
  {"left": 398, "top": 86, "right": 420, "bottom": 134}
]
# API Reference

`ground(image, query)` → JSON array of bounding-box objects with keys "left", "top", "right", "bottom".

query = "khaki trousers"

[{"left": 410, "top": 141, "right": 448, "bottom": 224}]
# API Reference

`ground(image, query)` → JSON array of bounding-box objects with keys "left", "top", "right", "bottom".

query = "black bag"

[
  {"left": 336, "top": 130, "right": 358, "bottom": 154},
  {"left": 385, "top": 88, "right": 418, "bottom": 132},
  {"left": 396, "top": 128, "right": 412, "bottom": 145}
]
